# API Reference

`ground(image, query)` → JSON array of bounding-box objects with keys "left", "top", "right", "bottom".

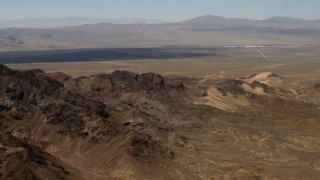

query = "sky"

[{"left": 1, "top": 0, "right": 320, "bottom": 21}]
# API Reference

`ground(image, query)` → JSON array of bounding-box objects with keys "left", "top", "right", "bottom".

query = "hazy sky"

[{"left": 1, "top": 0, "right": 320, "bottom": 21}]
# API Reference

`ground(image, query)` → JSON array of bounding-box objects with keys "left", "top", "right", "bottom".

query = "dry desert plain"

[{"left": 6, "top": 46, "right": 320, "bottom": 86}]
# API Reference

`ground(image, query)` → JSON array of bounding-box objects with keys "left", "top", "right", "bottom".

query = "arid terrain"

[
  {"left": 1, "top": 46, "right": 320, "bottom": 179},
  {"left": 6, "top": 46, "right": 320, "bottom": 87},
  {"left": 1, "top": 16, "right": 320, "bottom": 52}
]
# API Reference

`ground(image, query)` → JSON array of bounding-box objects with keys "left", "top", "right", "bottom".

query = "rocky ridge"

[{"left": 1, "top": 65, "right": 320, "bottom": 179}]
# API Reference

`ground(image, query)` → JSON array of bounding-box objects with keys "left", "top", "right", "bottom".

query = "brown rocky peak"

[
  {"left": 0, "top": 64, "right": 14, "bottom": 76},
  {"left": 108, "top": 70, "right": 183, "bottom": 91},
  {"left": 314, "top": 83, "right": 320, "bottom": 90},
  {"left": 45, "top": 72, "right": 71, "bottom": 84},
  {"left": 110, "top": 70, "right": 138, "bottom": 88}
]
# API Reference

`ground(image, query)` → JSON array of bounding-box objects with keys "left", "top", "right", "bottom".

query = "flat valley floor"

[{"left": 7, "top": 47, "right": 320, "bottom": 88}]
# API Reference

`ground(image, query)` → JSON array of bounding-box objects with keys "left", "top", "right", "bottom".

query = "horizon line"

[{"left": 1, "top": 15, "right": 319, "bottom": 22}]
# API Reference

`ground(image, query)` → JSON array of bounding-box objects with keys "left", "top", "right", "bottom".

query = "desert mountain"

[
  {"left": 178, "top": 15, "right": 320, "bottom": 30},
  {"left": 0, "top": 132, "right": 83, "bottom": 180},
  {"left": 1, "top": 64, "right": 320, "bottom": 179},
  {"left": 264, "top": 16, "right": 305, "bottom": 23},
  {"left": 0, "top": 18, "right": 167, "bottom": 29},
  {"left": 0, "top": 65, "right": 190, "bottom": 179},
  {"left": 177, "top": 15, "right": 320, "bottom": 38}
]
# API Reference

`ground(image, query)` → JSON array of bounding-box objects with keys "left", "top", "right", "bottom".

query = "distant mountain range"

[
  {"left": 1, "top": 16, "right": 319, "bottom": 29},
  {"left": 178, "top": 15, "right": 320, "bottom": 30},
  {"left": 0, "top": 17, "right": 168, "bottom": 28},
  {"left": 1, "top": 15, "right": 320, "bottom": 51}
]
